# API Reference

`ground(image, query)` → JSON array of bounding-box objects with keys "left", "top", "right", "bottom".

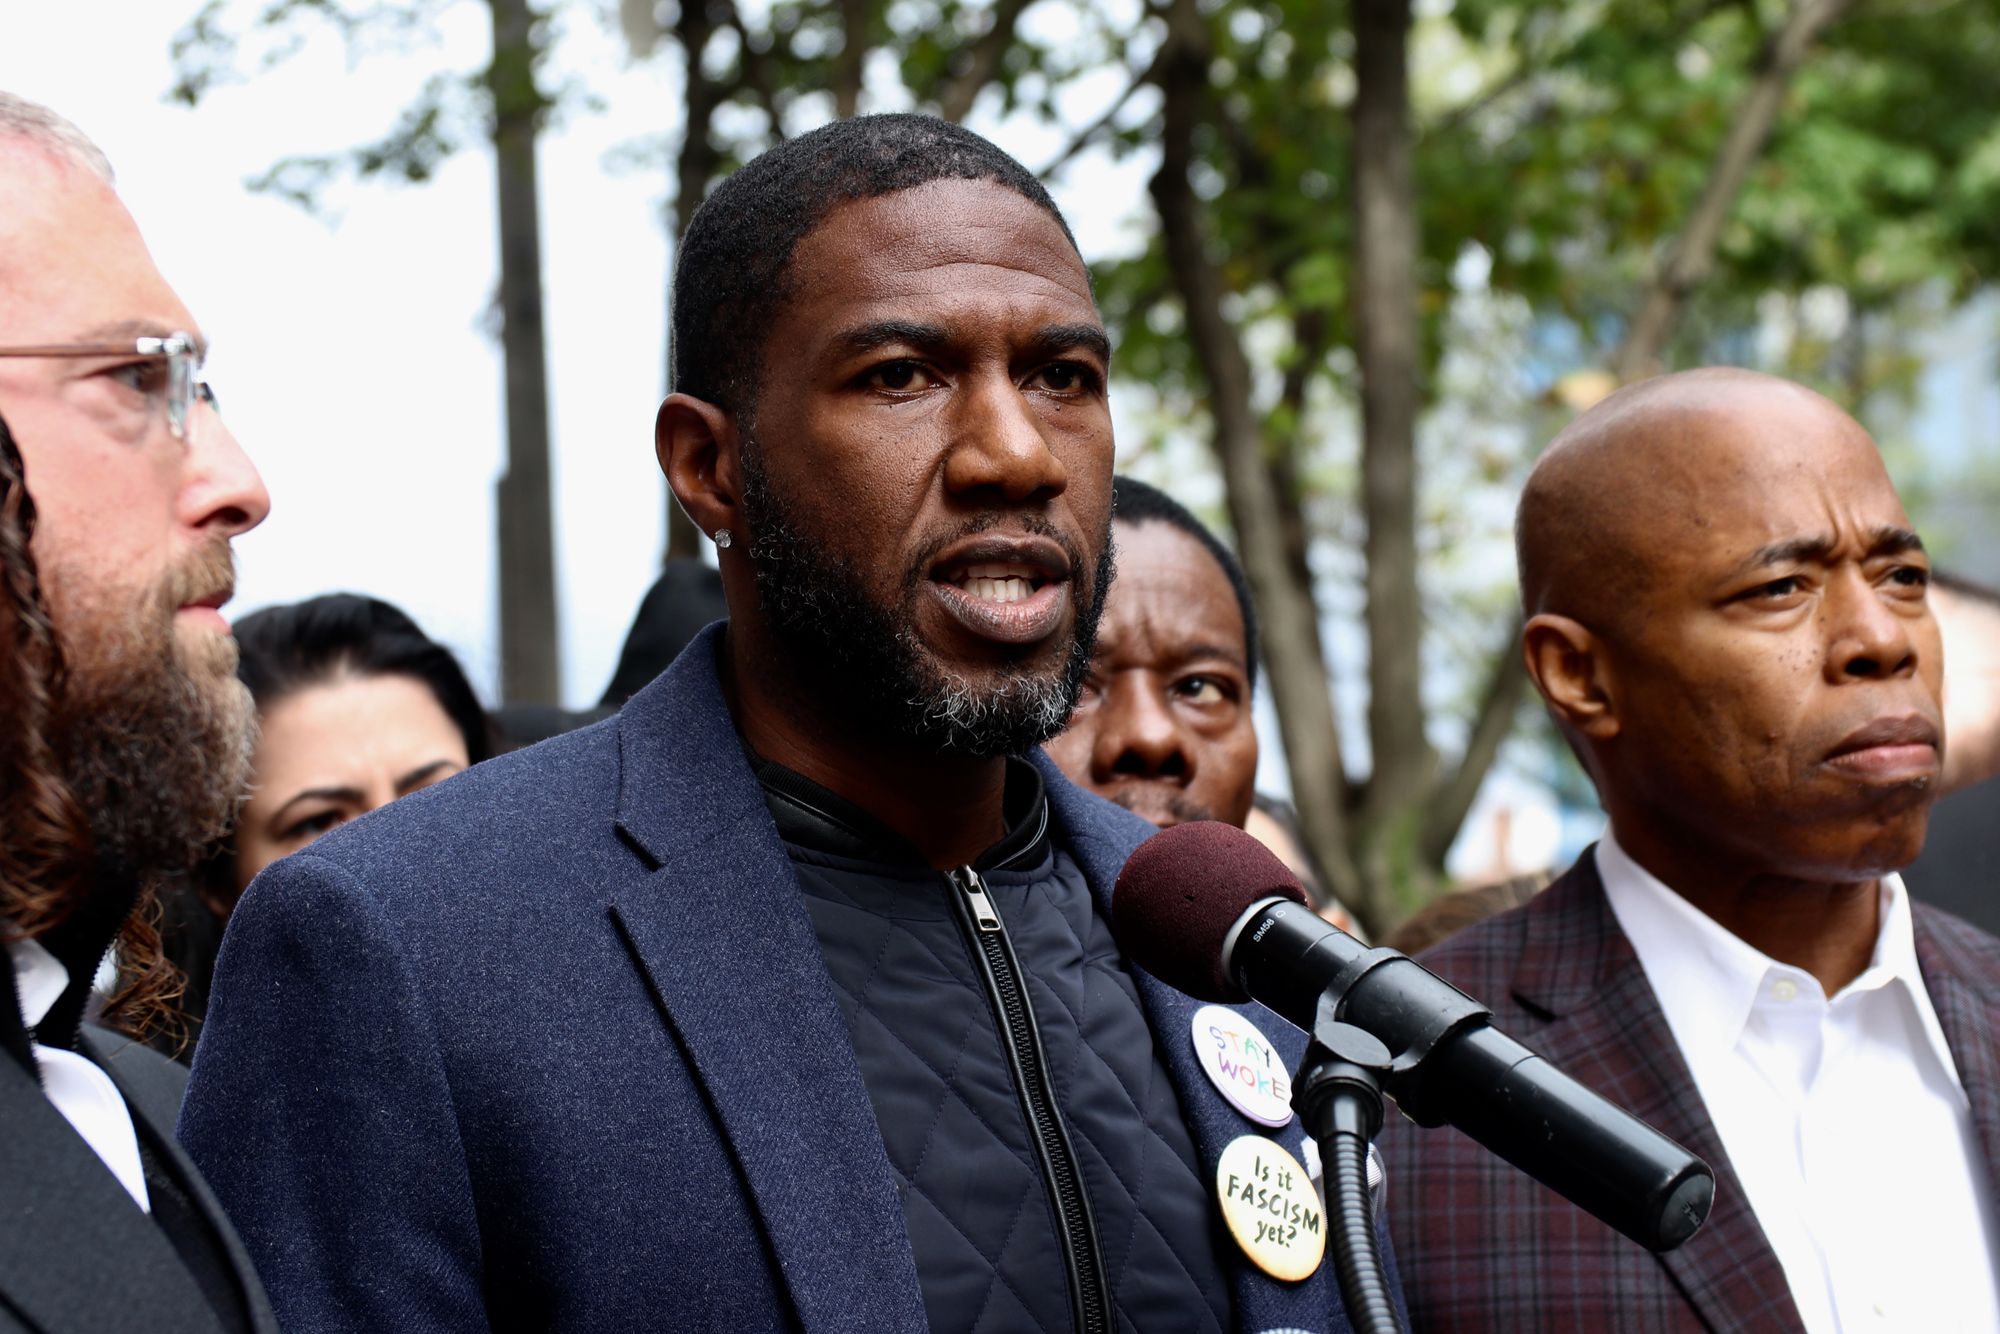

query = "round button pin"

[
  {"left": 1216, "top": 1134, "right": 1326, "bottom": 1282},
  {"left": 1191, "top": 1003, "right": 1295, "bottom": 1127}
]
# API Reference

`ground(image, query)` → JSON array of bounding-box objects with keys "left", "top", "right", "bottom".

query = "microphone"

[{"left": 1113, "top": 821, "right": 1713, "bottom": 1253}]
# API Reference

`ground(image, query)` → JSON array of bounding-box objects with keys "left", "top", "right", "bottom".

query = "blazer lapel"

[
  {"left": 605, "top": 629, "right": 926, "bottom": 1334},
  {"left": 1912, "top": 910, "right": 2000, "bottom": 1205},
  {"left": 0, "top": 1055, "right": 223, "bottom": 1334},
  {"left": 80, "top": 1032, "right": 283, "bottom": 1334},
  {"left": 1510, "top": 853, "right": 1804, "bottom": 1334},
  {"left": 1041, "top": 757, "right": 1357, "bottom": 1334}
]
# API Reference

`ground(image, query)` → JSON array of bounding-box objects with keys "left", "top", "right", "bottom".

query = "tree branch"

[
  {"left": 833, "top": 0, "right": 869, "bottom": 119},
  {"left": 1612, "top": 0, "right": 1855, "bottom": 381},
  {"left": 1428, "top": 0, "right": 1741, "bottom": 138},
  {"left": 1037, "top": 47, "right": 1163, "bottom": 178},
  {"left": 1270, "top": 307, "right": 1330, "bottom": 659},
  {"left": 723, "top": 4, "right": 787, "bottom": 140},
  {"left": 1418, "top": 616, "right": 1528, "bottom": 869},
  {"left": 935, "top": 0, "right": 1035, "bottom": 122}
]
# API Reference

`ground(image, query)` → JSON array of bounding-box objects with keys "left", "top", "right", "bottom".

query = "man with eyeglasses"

[{"left": 0, "top": 93, "right": 279, "bottom": 1333}]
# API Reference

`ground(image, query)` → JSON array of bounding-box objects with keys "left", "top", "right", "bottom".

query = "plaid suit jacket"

[{"left": 1375, "top": 845, "right": 2000, "bottom": 1332}]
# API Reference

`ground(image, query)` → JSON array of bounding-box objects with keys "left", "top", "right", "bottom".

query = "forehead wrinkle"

[
  {"left": 1170, "top": 641, "right": 1249, "bottom": 670},
  {"left": 798, "top": 189, "right": 1093, "bottom": 302}
]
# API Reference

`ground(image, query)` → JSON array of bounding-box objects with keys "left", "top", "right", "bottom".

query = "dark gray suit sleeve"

[{"left": 178, "top": 853, "right": 488, "bottom": 1334}]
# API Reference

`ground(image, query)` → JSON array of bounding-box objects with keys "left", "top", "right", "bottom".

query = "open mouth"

[
  {"left": 927, "top": 537, "right": 1074, "bottom": 645},
  {"left": 948, "top": 561, "right": 1051, "bottom": 604}
]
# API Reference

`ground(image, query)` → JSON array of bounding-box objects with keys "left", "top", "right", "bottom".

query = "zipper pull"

[{"left": 952, "top": 867, "right": 1002, "bottom": 931}]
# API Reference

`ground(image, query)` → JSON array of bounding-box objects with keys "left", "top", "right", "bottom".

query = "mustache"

[
  {"left": 902, "top": 512, "right": 1095, "bottom": 596},
  {"left": 162, "top": 541, "right": 236, "bottom": 613},
  {"left": 1109, "top": 788, "right": 1216, "bottom": 827}
]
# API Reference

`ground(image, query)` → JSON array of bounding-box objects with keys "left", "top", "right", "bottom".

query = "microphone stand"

[{"left": 1291, "top": 995, "right": 1405, "bottom": 1334}]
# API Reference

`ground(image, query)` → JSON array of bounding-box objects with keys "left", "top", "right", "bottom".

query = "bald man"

[{"left": 1376, "top": 369, "right": 2000, "bottom": 1333}]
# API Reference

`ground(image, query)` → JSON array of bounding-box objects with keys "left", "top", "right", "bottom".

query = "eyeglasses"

[{"left": 0, "top": 331, "right": 218, "bottom": 441}]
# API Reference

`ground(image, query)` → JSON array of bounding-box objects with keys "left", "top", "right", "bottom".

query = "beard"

[
  {"left": 43, "top": 541, "right": 256, "bottom": 883},
  {"left": 738, "top": 436, "right": 1114, "bottom": 759}
]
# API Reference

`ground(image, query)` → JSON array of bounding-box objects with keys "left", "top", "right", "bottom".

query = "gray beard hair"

[{"left": 899, "top": 626, "right": 1083, "bottom": 751}]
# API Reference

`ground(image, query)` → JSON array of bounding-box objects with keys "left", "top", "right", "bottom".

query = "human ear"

[
  {"left": 1523, "top": 613, "right": 1619, "bottom": 741},
  {"left": 655, "top": 393, "right": 741, "bottom": 543}
]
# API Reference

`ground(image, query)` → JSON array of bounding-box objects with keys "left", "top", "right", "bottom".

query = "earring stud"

[{"left": 713, "top": 528, "right": 733, "bottom": 549}]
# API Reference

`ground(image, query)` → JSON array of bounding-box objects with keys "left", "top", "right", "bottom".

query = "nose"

[
  {"left": 1093, "top": 674, "right": 1193, "bottom": 785},
  {"left": 940, "top": 369, "right": 1068, "bottom": 504},
  {"left": 1825, "top": 569, "right": 1919, "bottom": 682},
  {"left": 178, "top": 404, "right": 271, "bottom": 539}
]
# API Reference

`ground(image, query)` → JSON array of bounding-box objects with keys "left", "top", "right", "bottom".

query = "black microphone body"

[{"left": 1228, "top": 895, "right": 1712, "bottom": 1253}]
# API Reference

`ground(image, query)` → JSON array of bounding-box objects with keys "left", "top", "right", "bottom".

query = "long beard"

[
  {"left": 45, "top": 543, "right": 255, "bottom": 883},
  {"left": 738, "top": 437, "right": 1114, "bottom": 759}
]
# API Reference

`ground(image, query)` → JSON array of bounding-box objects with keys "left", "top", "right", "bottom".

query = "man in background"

[
  {"left": 0, "top": 92, "right": 278, "bottom": 1333},
  {"left": 1378, "top": 367, "right": 2000, "bottom": 1332},
  {"left": 1046, "top": 475, "right": 1260, "bottom": 829},
  {"left": 1046, "top": 474, "right": 1356, "bottom": 926}
]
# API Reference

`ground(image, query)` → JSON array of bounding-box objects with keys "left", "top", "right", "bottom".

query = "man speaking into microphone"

[
  {"left": 181, "top": 115, "right": 1388, "bottom": 1334},
  {"left": 1377, "top": 368, "right": 2000, "bottom": 1332}
]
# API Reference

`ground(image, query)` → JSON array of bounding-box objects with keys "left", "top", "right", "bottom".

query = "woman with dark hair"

[
  {"left": 163, "top": 594, "right": 491, "bottom": 1045},
  {"left": 208, "top": 593, "right": 493, "bottom": 914}
]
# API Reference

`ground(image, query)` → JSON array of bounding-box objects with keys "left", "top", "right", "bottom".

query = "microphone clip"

[
  {"left": 1292, "top": 993, "right": 1395, "bottom": 1144},
  {"left": 1290, "top": 994, "right": 1407, "bottom": 1334}
]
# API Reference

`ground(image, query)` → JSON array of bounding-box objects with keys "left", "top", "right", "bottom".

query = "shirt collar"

[
  {"left": 6, "top": 938, "right": 71, "bottom": 1032},
  {"left": 1596, "top": 831, "right": 1961, "bottom": 1089},
  {"left": 1596, "top": 831, "right": 1767, "bottom": 1066}
]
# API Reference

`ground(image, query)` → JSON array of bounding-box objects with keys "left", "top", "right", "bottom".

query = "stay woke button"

[{"left": 1191, "top": 1003, "right": 1294, "bottom": 1128}]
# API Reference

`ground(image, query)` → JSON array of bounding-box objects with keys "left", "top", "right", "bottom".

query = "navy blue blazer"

[{"left": 180, "top": 627, "right": 1383, "bottom": 1334}]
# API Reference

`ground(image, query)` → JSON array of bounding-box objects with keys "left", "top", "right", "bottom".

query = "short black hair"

[
  {"left": 1111, "top": 476, "right": 1259, "bottom": 689},
  {"left": 672, "top": 113, "right": 1080, "bottom": 414},
  {"left": 230, "top": 593, "right": 494, "bottom": 765}
]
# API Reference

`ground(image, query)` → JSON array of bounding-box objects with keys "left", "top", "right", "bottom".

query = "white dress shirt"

[
  {"left": 1598, "top": 831, "right": 2000, "bottom": 1333},
  {"left": 8, "top": 937, "right": 150, "bottom": 1212}
]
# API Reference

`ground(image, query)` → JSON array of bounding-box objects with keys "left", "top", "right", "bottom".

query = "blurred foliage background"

[{"left": 166, "top": 0, "right": 2000, "bottom": 932}]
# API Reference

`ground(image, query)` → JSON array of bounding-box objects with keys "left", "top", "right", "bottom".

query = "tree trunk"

[
  {"left": 1151, "top": 0, "right": 1364, "bottom": 909},
  {"left": 489, "top": 0, "right": 561, "bottom": 705},
  {"left": 1612, "top": 0, "right": 1853, "bottom": 382},
  {"left": 1351, "top": 0, "right": 1435, "bottom": 918},
  {"left": 664, "top": 0, "right": 723, "bottom": 562},
  {"left": 833, "top": 0, "right": 870, "bottom": 119},
  {"left": 1419, "top": 616, "right": 1528, "bottom": 870}
]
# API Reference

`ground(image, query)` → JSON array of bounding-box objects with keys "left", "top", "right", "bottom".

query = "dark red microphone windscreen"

[{"left": 1112, "top": 820, "right": 1311, "bottom": 1001}]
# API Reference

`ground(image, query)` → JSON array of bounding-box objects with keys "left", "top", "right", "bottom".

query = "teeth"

[
  {"left": 965, "top": 577, "right": 1032, "bottom": 604},
  {"left": 963, "top": 563, "right": 1033, "bottom": 580}
]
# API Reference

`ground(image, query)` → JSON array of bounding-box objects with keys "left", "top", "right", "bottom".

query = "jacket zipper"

[{"left": 948, "top": 864, "right": 1112, "bottom": 1334}]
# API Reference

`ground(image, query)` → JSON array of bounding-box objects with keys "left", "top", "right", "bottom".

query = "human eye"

[
  {"left": 1743, "top": 575, "right": 1805, "bottom": 603},
  {"left": 280, "top": 810, "right": 346, "bottom": 844},
  {"left": 1175, "top": 674, "right": 1233, "bottom": 706},
  {"left": 859, "top": 360, "right": 938, "bottom": 393},
  {"left": 1887, "top": 564, "right": 1929, "bottom": 589},
  {"left": 104, "top": 357, "right": 169, "bottom": 400},
  {"left": 1027, "top": 361, "right": 1101, "bottom": 395},
  {"left": 1882, "top": 563, "right": 1930, "bottom": 601}
]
